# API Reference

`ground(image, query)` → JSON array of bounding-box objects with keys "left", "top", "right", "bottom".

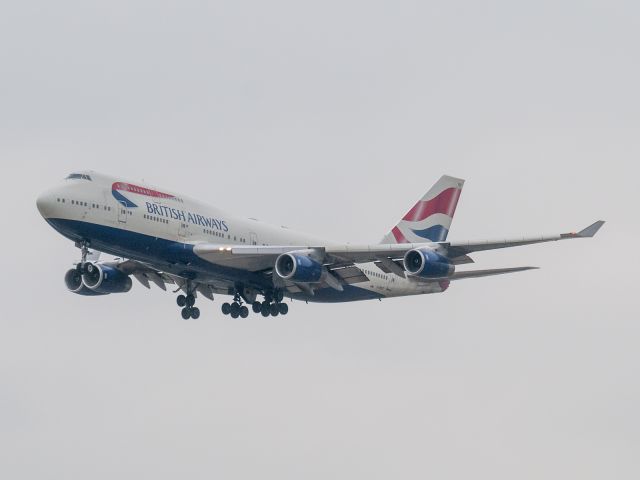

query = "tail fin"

[{"left": 381, "top": 175, "right": 465, "bottom": 244}]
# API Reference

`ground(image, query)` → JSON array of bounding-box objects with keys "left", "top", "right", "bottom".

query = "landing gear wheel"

[
  {"left": 261, "top": 304, "right": 271, "bottom": 317},
  {"left": 190, "top": 307, "right": 200, "bottom": 319},
  {"left": 270, "top": 304, "right": 280, "bottom": 317},
  {"left": 278, "top": 303, "right": 289, "bottom": 315},
  {"left": 274, "top": 290, "right": 284, "bottom": 303},
  {"left": 221, "top": 303, "right": 231, "bottom": 315},
  {"left": 177, "top": 295, "right": 187, "bottom": 307},
  {"left": 230, "top": 303, "right": 240, "bottom": 317},
  {"left": 181, "top": 308, "right": 191, "bottom": 320},
  {"left": 252, "top": 301, "right": 262, "bottom": 313},
  {"left": 240, "top": 306, "right": 249, "bottom": 318},
  {"left": 185, "top": 294, "right": 196, "bottom": 307},
  {"left": 231, "top": 310, "right": 240, "bottom": 319}
]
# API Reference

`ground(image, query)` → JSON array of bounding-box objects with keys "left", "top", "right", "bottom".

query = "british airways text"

[{"left": 145, "top": 202, "right": 228, "bottom": 231}]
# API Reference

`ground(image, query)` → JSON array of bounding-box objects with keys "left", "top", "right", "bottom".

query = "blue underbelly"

[
  {"left": 46, "top": 218, "right": 384, "bottom": 303},
  {"left": 45, "top": 218, "right": 266, "bottom": 286}
]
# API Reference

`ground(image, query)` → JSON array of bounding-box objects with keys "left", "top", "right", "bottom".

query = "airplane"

[{"left": 36, "top": 171, "right": 604, "bottom": 320}]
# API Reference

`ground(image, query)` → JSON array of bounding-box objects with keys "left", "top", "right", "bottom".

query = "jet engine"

[
  {"left": 81, "top": 263, "right": 133, "bottom": 294},
  {"left": 275, "top": 252, "right": 323, "bottom": 283},
  {"left": 64, "top": 268, "right": 109, "bottom": 296},
  {"left": 403, "top": 248, "right": 454, "bottom": 279}
]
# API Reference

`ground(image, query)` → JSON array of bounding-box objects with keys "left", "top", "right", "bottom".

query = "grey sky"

[{"left": 1, "top": 1, "right": 638, "bottom": 479}]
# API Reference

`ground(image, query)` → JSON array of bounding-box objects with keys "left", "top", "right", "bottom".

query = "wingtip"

[
  {"left": 518, "top": 266, "right": 540, "bottom": 272},
  {"left": 578, "top": 220, "right": 606, "bottom": 238}
]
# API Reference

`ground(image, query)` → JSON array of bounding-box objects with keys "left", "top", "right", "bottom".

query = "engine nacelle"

[
  {"left": 403, "top": 248, "right": 454, "bottom": 279},
  {"left": 81, "top": 263, "right": 133, "bottom": 294},
  {"left": 275, "top": 252, "right": 323, "bottom": 283},
  {"left": 64, "top": 269, "right": 109, "bottom": 296}
]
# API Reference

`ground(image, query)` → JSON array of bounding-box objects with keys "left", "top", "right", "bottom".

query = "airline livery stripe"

[
  {"left": 112, "top": 182, "right": 175, "bottom": 200},
  {"left": 391, "top": 226, "right": 408, "bottom": 243},
  {"left": 410, "top": 225, "right": 449, "bottom": 242},
  {"left": 402, "top": 188, "right": 461, "bottom": 222}
]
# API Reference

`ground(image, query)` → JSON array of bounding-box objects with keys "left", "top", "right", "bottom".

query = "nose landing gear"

[{"left": 75, "top": 240, "right": 92, "bottom": 274}]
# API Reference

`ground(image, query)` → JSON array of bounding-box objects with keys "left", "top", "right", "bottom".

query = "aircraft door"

[
  {"left": 250, "top": 232, "right": 258, "bottom": 245},
  {"left": 118, "top": 202, "right": 128, "bottom": 224},
  {"left": 178, "top": 221, "right": 189, "bottom": 241}
]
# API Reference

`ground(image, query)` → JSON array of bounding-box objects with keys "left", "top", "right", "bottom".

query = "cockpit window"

[{"left": 65, "top": 173, "right": 92, "bottom": 181}]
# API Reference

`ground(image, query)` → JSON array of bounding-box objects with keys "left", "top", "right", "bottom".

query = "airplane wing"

[
  {"left": 192, "top": 243, "right": 433, "bottom": 271},
  {"left": 440, "top": 221, "right": 605, "bottom": 259},
  {"left": 193, "top": 221, "right": 604, "bottom": 270},
  {"left": 96, "top": 220, "right": 602, "bottom": 299}
]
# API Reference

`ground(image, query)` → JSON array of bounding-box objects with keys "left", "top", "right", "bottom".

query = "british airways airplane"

[{"left": 36, "top": 171, "right": 604, "bottom": 319}]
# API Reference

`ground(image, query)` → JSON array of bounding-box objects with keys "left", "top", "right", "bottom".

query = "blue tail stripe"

[{"left": 410, "top": 225, "right": 449, "bottom": 242}]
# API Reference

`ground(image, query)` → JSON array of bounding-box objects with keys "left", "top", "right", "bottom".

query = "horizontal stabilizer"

[{"left": 451, "top": 266, "right": 538, "bottom": 281}]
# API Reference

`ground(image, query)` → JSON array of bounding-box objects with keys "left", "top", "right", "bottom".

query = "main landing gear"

[
  {"left": 176, "top": 282, "right": 201, "bottom": 320},
  {"left": 175, "top": 286, "right": 290, "bottom": 320},
  {"left": 221, "top": 292, "right": 249, "bottom": 319},
  {"left": 221, "top": 289, "right": 289, "bottom": 318},
  {"left": 176, "top": 293, "right": 200, "bottom": 320},
  {"left": 251, "top": 290, "right": 289, "bottom": 318}
]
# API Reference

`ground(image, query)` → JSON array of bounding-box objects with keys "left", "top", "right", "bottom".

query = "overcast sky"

[{"left": 1, "top": 1, "right": 638, "bottom": 479}]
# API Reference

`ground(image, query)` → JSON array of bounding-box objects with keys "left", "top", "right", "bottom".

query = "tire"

[
  {"left": 274, "top": 290, "right": 284, "bottom": 303},
  {"left": 231, "top": 311, "right": 240, "bottom": 319},
  {"left": 278, "top": 303, "right": 289, "bottom": 315},
  {"left": 191, "top": 307, "right": 200, "bottom": 320},
  {"left": 230, "top": 302, "right": 240, "bottom": 317},
  {"left": 177, "top": 295, "right": 186, "bottom": 307},
  {"left": 186, "top": 294, "right": 196, "bottom": 307},
  {"left": 252, "top": 301, "right": 262, "bottom": 313},
  {"left": 240, "top": 306, "right": 249, "bottom": 318},
  {"left": 261, "top": 305, "right": 270, "bottom": 317},
  {"left": 221, "top": 303, "right": 231, "bottom": 315},
  {"left": 270, "top": 303, "right": 280, "bottom": 317},
  {"left": 181, "top": 308, "right": 191, "bottom": 320}
]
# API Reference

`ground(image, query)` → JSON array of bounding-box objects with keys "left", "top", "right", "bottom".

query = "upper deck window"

[{"left": 66, "top": 173, "right": 92, "bottom": 181}]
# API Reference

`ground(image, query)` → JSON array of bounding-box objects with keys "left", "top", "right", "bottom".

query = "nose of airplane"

[{"left": 36, "top": 189, "right": 56, "bottom": 219}]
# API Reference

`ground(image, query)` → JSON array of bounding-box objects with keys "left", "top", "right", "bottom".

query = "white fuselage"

[{"left": 37, "top": 171, "right": 447, "bottom": 302}]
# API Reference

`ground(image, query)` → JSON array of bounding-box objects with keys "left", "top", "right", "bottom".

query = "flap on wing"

[{"left": 331, "top": 266, "right": 369, "bottom": 284}]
